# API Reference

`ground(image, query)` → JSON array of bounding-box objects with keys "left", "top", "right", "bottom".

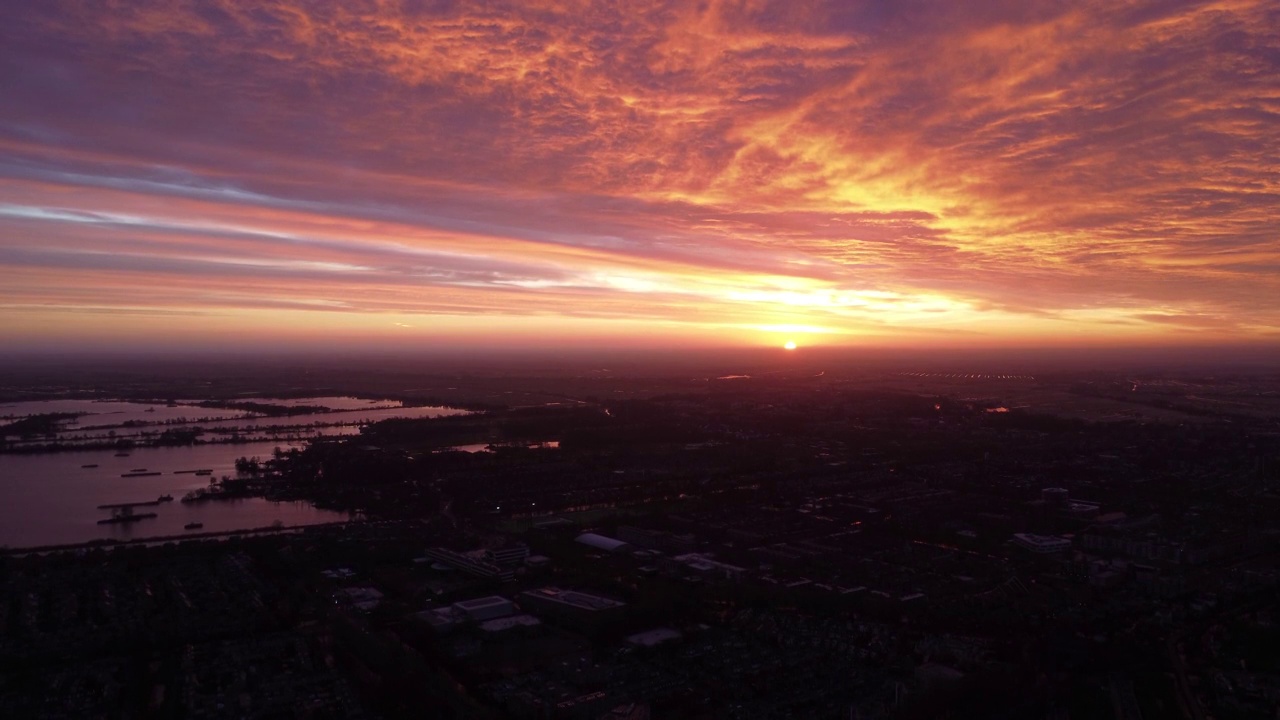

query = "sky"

[{"left": 1, "top": 0, "right": 1278, "bottom": 353}]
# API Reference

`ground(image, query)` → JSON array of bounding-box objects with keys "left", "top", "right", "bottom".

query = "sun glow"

[
  {"left": 784, "top": 340, "right": 797, "bottom": 350},
  {"left": 1, "top": 0, "right": 1277, "bottom": 351}
]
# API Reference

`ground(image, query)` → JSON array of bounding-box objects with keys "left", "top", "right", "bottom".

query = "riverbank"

[{"left": 2, "top": 520, "right": 357, "bottom": 556}]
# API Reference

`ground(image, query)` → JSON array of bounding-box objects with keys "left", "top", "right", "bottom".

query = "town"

[{"left": 2, "top": 362, "right": 1278, "bottom": 719}]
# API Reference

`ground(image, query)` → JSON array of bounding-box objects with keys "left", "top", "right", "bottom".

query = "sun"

[{"left": 784, "top": 340, "right": 797, "bottom": 350}]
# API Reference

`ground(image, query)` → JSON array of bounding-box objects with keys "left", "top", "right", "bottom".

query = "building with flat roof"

[
  {"left": 1080, "top": 532, "right": 1183, "bottom": 563},
  {"left": 453, "top": 596, "right": 515, "bottom": 622},
  {"left": 485, "top": 543, "right": 529, "bottom": 567},
  {"left": 1042, "top": 487, "right": 1069, "bottom": 508},
  {"left": 518, "top": 587, "right": 627, "bottom": 630},
  {"left": 662, "top": 552, "right": 748, "bottom": 581},
  {"left": 1012, "top": 533, "right": 1072, "bottom": 554},
  {"left": 575, "top": 533, "right": 633, "bottom": 553},
  {"left": 1064, "top": 501, "right": 1101, "bottom": 519},
  {"left": 422, "top": 547, "right": 515, "bottom": 581},
  {"left": 478, "top": 614, "right": 541, "bottom": 633},
  {"left": 625, "top": 628, "right": 682, "bottom": 648},
  {"left": 598, "top": 704, "right": 651, "bottom": 720},
  {"left": 413, "top": 608, "right": 460, "bottom": 634},
  {"left": 617, "top": 526, "right": 697, "bottom": 554},
  {"left": 336, "top": 587, "right": 383, "bottom": 612}
]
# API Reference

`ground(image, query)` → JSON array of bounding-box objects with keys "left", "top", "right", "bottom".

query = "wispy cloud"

[{"left": 1, "top": 0, "right": 1277, "bottom": 348}]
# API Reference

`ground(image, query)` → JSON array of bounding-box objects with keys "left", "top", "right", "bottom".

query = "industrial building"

[
  {"left": 660, "top": 552, "right": 748, "bottom": 580},
  {"left": 1041, "top": 487, "right": 1069, "bottom": 508},
  {"left": 616, "top": 526, "right": 697, "bottom": 554},
  {"left": 625, "top": 628, "right": 682, "bottom": 648},
  {"left": 1011, "top": 533, "right": 1072, "bottom": 554},
  {"left": 518, "top": 587, "right": 627, "bottom": 630},
  {"left": 453, "top": 596, "right": 516, "bottom": 622},
  {"left": 422, "top": 547, "right": 515, "bottom": 581},
  {"left": 414, "top": 595, "right": 518, "bottom": 634},
  {"left": 574, "top": 533, "right": 633, "bottom": 553},
  {"left": 485, "top": 543, "right": 530, "bottom": 567}
]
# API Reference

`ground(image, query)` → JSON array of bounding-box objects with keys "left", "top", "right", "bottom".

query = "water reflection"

[{"left": 0, "top": 441, "right": 348, "bottom": 548}]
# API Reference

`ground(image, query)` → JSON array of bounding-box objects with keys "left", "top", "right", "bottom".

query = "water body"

[
  {"left": 441, "top": 441, "right": 560, "bottom": 453},
  {"left": 238, "top": 396, "right": 401, "bottom": 410},
  {"left": 0, "top": 399, "right": 253, "bottom": 426},
  {"left": 6, "top": 399, "right": 467, "bottom": 444},
  {"left": 0, "top": 398, "right": 470, "bottom": 548},
  {"left": 0, "top": 441, "right": 353, "bottom": 549},
  {"left": 172, "top": 405, "right": 463, "bottom": 434}
]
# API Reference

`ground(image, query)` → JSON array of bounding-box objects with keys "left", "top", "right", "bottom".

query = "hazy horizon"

[{"left": 3, "top": 342, "right": 1278, "bottom": 378}]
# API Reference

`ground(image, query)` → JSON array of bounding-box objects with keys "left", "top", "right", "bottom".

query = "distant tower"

[{"left": 1042, "top": 487, "right": 1069, "bottom": 509}]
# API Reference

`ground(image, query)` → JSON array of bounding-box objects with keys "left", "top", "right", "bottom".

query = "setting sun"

[
  {"left": 1, "top": 0, "right": 1277, "bottom": 353},
  {"left": 784, "top": 340, "right": 797, "bottom": 350}
]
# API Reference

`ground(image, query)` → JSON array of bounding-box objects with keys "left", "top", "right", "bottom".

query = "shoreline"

[{"left": 2, "top": 519, "right": 357, "bottom": 557}]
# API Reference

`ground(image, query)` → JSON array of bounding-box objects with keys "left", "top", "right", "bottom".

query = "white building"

[
  {"left": 453, "top": 596, "right": 516, "bottom": 622},
  {"left": 486, "top": 543, "right": 530, "bottom": 566},
  {"left": 1012, "top": 533, "right": 1071, "bottom": 554},
  {"left": 575, "top": 533, "right": 633, "bottom": 553}
]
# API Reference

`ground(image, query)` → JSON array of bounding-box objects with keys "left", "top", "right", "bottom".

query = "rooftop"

[
  {"left": 521, "top": 587, "right": 626, "bottom": 611},
  {"left": 575, "top": 533, "right": 632, "bottom": 553},
  {"left": 1013, "top": 533, "right": 1070, "bottom": 546},
  {"left": 625, "top": 628, "right": 682, "bottom": 647},
  {"left": 455, "top": 596, "right": 512, "bottom": 611},
  {"left": 479, "top": 614, "right": 542, "bottom": 633}
]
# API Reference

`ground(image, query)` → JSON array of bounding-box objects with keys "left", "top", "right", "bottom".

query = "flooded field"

[
  {"left": 0, "top": 441, "right": 353, "bottom": 548},
  {"left": 1, "top": 397, "right": 467, "bottom": 446},
  {"left": 0, "top": 396, "right": 468, "bottom": 547}
]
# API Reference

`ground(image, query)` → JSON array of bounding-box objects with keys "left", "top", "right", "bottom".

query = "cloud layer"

[{"left": 2, "top": 0, "right": 1278, "bottom": 349}]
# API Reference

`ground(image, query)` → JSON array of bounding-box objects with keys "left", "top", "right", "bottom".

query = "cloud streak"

[{"left": 1, "top": 0, "right": 1277, "bottom": 349}]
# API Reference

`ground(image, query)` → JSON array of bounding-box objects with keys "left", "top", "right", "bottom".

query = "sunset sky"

[{"left": 1, "top": 0, "right": 1278, "bottom": 352}]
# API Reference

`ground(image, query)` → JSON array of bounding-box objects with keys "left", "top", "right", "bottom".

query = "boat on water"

[
  {"left": 98, "top": 513, "right": 157, "bottom": 525},
  {"left": 114, "top": 452, "right": 130, "bottom": 457},
  {"left": 184, "top": 522, "right": 204, "bottom": 530},
  {"left": 157, "top": 494, "right": 174, "bottom": 502},
  {"left": 97, "top": 506, "right": 157, "bottom": 524},
  {"left": 81, "top": 464, "right": 99, "bottom": 468}
]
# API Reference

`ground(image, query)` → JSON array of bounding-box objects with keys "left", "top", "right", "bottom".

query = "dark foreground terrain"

[{"left": 2, "top": 353, "right": 1279, "bottom": 719}]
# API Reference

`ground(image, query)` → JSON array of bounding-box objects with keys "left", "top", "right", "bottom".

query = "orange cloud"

[{"left": 0, "top": 0, "right": 1277, "bottom": 350}]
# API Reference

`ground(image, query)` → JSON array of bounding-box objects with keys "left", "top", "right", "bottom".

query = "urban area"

[{"left": 2, "top": 359, "right": 1278, "bottom": 719}]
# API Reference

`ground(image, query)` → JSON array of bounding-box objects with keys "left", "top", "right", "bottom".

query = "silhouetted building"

[
  {"left": 486, "top": 543, "right": 530, "bottom": 567},
  {"left": 454, "top": 596, "right": 516, "bottom": 622},
  {"left": 423, "top": 547, "right": 514, "bottom": 581},
  {"left": 575, "top": 533, "right": 632, "bottom": 553},
  {"left": 518, "top": 587, "right": 627, "bottom": 630},
  {"left": 1042, "top": 487, "right": 1069, "bottom": 509},
  {"left": 1012, "top": 533, "right": 1071, "bottom": 554},
  {"left": 616, "top": 526, "right": 697, "bottom": 554}
]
